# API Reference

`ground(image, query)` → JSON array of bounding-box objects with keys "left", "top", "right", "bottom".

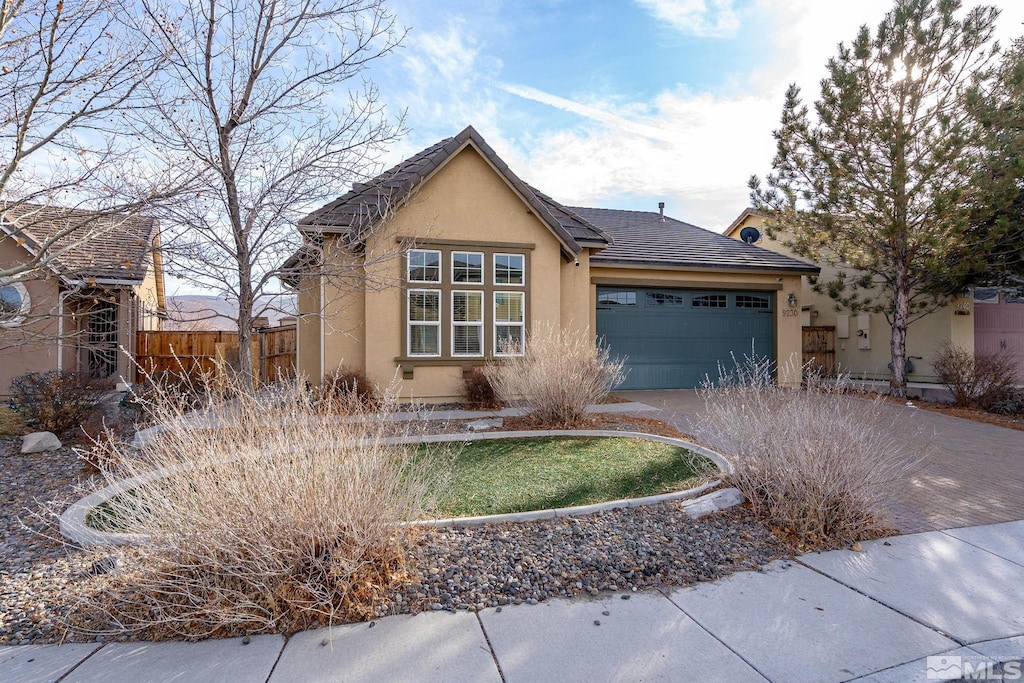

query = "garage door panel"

[{"left": 597, "top": 287, "right": 774, "bottom": 390}]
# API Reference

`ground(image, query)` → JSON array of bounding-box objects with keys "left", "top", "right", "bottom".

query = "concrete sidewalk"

[{"left": 4, "top": 521, "right": 1024, "bottom": 683}]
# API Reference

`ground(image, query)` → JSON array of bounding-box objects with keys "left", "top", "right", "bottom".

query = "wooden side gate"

[
  {"left": 802, "top": 326, "right": 837, "bottom": 377},
  {"left": 258, "top": 325, "right": 297, "bottom": 383}
]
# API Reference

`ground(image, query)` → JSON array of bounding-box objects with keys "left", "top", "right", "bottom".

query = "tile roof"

[
  {"left": 1, "top": 203, "right": 159, "bottom": 281},
  {"left": 297, "top": 126, "right": 610, "bottom": 255},
  {"left": 572, "top": 207, "right": 819, "bottom": 274}
]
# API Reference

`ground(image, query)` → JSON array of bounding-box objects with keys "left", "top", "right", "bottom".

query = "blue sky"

[{"left": 369, "top": 0, "right": 1024, "bottom": 231}]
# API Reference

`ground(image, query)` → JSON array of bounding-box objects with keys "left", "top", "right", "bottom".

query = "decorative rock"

[
  {"left": 466, "top": 418, "right": 503, "bottom": 432},
  {"left": 20, "top": 432, "right": 62, "bottom": 454},
  {"left": 681, "top": 488, "right": 745, "bottom": 519}
]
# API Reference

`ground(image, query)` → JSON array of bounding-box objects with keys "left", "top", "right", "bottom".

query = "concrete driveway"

[{"left": 617, "top": 389, "right": 1024, "bottom": 534}]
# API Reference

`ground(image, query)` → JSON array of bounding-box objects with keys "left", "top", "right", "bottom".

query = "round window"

[{"left": 0, "top": 282, "right": 30, "bottom": 327}]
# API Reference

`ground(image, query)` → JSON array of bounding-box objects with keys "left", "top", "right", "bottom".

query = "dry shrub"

[
  {"left": 933, "top": 343, "right": 1019, "bottom": 410},
  {"left": 79, "top": 375, "right": 448, "bottom": 639},
  {"left": 0, "top": 406, "right": 26, "bottom": 437},
  {"left": 318, "top": 367, "right": 379, "bottom": 412},
  {"left": 9, "top": 370, "right": 109, "bottom": 437},
  {"left": 485, "top": 323, "right": 625, "bottom": 428},
  {"left": 693, "top": 358, "right": 920, "bottom": 550},
  {"left": 463, "top": 367, "right": 501, "bottom": 410}
]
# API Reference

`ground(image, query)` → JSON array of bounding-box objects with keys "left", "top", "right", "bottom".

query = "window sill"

[{"left": 394, "top": 356, "right": 505, "bottom": 380}]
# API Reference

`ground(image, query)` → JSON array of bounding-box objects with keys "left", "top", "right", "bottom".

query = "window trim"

[
  {"left": 493, "top": 290, "right": 525, "bottom": 357},
  {"left": 407, "top": 249, "right": 442, "bottom": 284},
  {"left": 0, "top": 281, "right": 30, "bottom": 328},
  {"left": 451, "top": 250, "right": 484, "bottom": 285},
  {"left": 451, "top": 290, "right": 484, "bottom": 358},
  {"left": 397, "top": 245, "right": 530, "bottom": 367},
  {"left": 407, "top": 288, "right": 441, "bottom": 357},
  {"left": 493, "top": 252, "right": 525, "bottom": 287}
]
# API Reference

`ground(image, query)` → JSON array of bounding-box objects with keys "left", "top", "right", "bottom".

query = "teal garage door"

[{"left": 596, "top": 287, "right": 774, "bottom": 390}]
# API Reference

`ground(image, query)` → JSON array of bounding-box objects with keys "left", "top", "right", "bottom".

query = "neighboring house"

[
  {"left": 972, "top": 286, "right": 1024, "bottom": 378},
  {"left": 0, "top": 204, "right": 166, "bottom": 395},
  {"left": 724, "top": 208, "right": 978, "bottom": 383},
  {"left": 283, "top": 126, "right": 819, "bottom": 401}
]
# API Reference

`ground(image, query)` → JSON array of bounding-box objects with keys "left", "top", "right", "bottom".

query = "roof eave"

[{"left": 590, "top": 258, "right": 820, "bottom": 275}]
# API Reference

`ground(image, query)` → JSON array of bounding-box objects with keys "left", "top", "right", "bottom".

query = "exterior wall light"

[{"left": 787, "top": 292, "right": 798, "bottom": 308}]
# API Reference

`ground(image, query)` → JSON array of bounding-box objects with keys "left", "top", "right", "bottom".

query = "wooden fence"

[
  {"left": 258, "top": 325, "right": 297, "bottom": 383},
  {"left": 802, "top": 326, "right": 837, "bottom": 377},
  {"left": 135, "top": 326, "right": 296, "bottom": 384}
]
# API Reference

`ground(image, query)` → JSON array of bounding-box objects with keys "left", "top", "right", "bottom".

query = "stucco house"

[
  {"left": 724, "top": 208, "right": 981, "bottom": 384},
  {"left": 284, "top": 126, "right": 819, "bottom": 401},
  {"left": 0, "top": 204, "right": 166, "bottom": 396}
]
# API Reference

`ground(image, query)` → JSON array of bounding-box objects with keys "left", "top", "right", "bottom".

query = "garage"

[{"left": 596, "top": 286, "right": 775, "bottom": 390}]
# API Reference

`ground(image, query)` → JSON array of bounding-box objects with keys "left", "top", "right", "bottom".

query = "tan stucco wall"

[
  {"left": 322, "top": 240, "right": 367, "bottom": 379},
  {"left": 354, "top": 144, "right": 577, "bottom": 400},
  {"left": 560, "top": 248, "right": 591, "bottom": 335},
  {"left": 296, "top": 273, "right": 322, "bottom": 382},
  {"left": 0, "top": 236, "right": 66, "bottom": 396},
  {"left": 135, "top": 254, "right": 163, "bottom": 332},
  {"left": 589, "top": 265, "right": 805, "bottom": 387},
  {"left": 728, "top": 213, "right": 974, "bottom": 382}
]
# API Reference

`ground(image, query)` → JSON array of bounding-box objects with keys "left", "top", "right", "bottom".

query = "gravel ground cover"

[
  {"left": 396, "top": 504, "right": 788, "bottom": 614},
  {"left": 0, "top": 439, "right": 108, "bottom": 645},
  {"left": 0, "top": 417, "right": 787, "bottom": 644}
]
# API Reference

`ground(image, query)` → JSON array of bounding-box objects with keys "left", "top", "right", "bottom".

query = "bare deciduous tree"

[
  {"left": 0, "top": 0, "right": 174, "bottom": 285},
  {"left": 131, "top": 0, "right": 406, "bottom": 386}
]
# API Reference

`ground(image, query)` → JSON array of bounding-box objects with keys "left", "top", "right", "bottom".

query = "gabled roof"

[
  {"left": 724, "top": 207, "right": 765, "bottom": 238},
  {"left": 1, "top": 203, "right": 160, "bottom": 282},
  {"left": 573, "top": 207, "right": 819, "bottom": 274},
  {"left": 297, "top": 126, "right": 610, "bottom": 257}
]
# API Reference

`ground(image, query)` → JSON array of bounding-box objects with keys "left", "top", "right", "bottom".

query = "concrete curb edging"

[{"left": 60, "top": 430, "right": 735, "bottom": 546}]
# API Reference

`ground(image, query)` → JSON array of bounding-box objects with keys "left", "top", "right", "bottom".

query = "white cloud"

[
  {"left": 505, "top": 0, "right": 1024, "bottom": 230},
  {"left": 635, "top": 0, "right": 740, "bottom": 38},
  {"left": 384, "top": 0, "right": 1024, "bottom": 231},
  {"left": 517, "top": 88, "right": 778, "bottom": 229},
  {"left": 495, "top": 82, "right": 677, "bottom": 143}
]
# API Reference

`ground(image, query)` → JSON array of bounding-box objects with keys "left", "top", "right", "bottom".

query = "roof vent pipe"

[{"left": 658, "top": 202, "right": 665, "bottom": 221}]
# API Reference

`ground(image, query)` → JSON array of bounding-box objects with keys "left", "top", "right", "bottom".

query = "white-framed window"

[
  {"left": 407, "top": 249, "right": 441, "bottom": 283},
  {"left": 494, "top": 291, "right": 525, "bottom": 356},
  {"left": 407, "top": 289, "right": 441, "bottom": 356},
  {"left": 452, "top": 251, "right": 484, "bottom": 284},
  {"left": 0, "top": 281, "right": 30, "bottom": 328},
  {"left": 973, "top": 287, "right": 1000, "bottom": 304},
  {"left": 452, "top": 290, "right": 484, "bottom": 356},
  {"left": 494, "top": 253, "right": 524, "bottom": 286}
]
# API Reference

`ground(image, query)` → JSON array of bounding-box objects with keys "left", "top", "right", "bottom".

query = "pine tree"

[{"left": 751, "top": 0, "right": 1004, "bottom": 397}]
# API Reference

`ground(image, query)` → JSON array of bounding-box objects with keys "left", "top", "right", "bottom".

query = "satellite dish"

[{"left": 740, "top": 226, "right": 761, "bottom": 244}]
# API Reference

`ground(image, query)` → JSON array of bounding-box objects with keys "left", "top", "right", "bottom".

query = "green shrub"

[
  {"left": 9, "top": 370, "right": 108, "bottom": 437},
  {"left": 988, "top": 389, "right": 1024, "bottom": 416}
]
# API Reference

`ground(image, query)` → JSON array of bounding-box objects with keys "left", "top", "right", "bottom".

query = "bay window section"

[
  {"left": 408, "top": 289, "right": 441, "bottom": 356},
  {"left": 408, "top": 249, "right": 441, "bottom": 283},
  {"left": 494, "top": 253, "right": 524, "bottom": 285},
  {"left": 452, "top": 251, "right": 483, "bottom": 283},
  {"left": 452, "top": 291, "right": 484, "bottom": 356},
  {"left": 494, "top": 291, "right": 525, "bottom": 356}
]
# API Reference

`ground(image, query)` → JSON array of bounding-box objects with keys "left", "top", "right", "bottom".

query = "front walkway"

[
  {"left": 618, "top": 390, "right": 1024, "bottom": 534},
  {"left": 3, "top": 520, "right": 1023, "bottom": 682}
]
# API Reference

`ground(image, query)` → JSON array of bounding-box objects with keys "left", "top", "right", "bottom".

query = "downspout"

[{"left": 57, "top": 290, "right": 71, "bottom": 372}]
